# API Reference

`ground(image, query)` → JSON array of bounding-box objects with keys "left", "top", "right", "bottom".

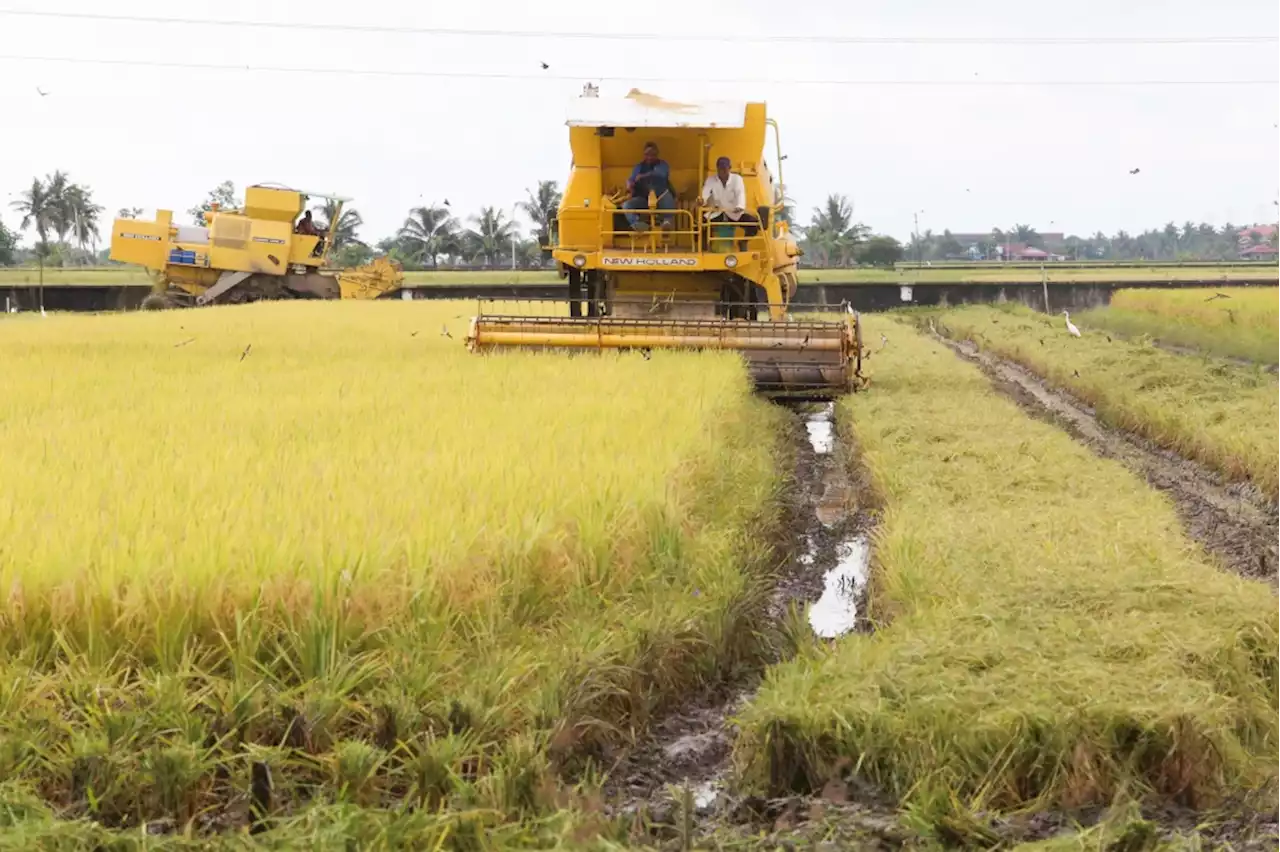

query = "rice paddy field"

[
  {"left": 1, "top": 291, "right": 1277, "bottom": 849},
  {"left": 1072, "top": 286, "right": 1279, "bottom": 365},
  {"left": 0, "top": 303, "right": 790, "bottom": 845},
  {"left": 931, "top": 302, "right": 1279, "bottom": 498}
]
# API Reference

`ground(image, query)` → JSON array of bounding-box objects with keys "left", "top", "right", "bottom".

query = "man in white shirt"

[{"left": 701, "top": 156, "right": 759, "bottom": 250}]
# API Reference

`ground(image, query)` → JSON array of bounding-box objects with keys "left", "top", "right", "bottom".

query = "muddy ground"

[
  {"left": 600, "top": 402, "right": 892, "bottom": 843},
  {"left": 599, "top": 375, "right": 1279, "bottom": 850},
  {"left": 930, "top": 333, "right": 1278, "bottom": 585}
]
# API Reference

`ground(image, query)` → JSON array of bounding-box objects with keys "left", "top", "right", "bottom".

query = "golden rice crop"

[
  {"left": 733, "top": 316, "right": 1278, "bottom": 831},
  {"left": 934, "top": 303, "right": 1279, "bottom": 497},
  {"left": 0, "top": 300, "right": 787, "bottom": 840},
  {"left": 1074, "top": 286, "right": 1278, "bottom": 364}
]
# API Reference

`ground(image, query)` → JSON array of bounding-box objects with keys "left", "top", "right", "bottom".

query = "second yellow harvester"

[{"left": 110, "top": 184, "right": 402, "bottom": 308}]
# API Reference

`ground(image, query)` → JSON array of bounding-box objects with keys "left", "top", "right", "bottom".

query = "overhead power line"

[
  {"left": 0, "top": 8, "right": 1275, "bottom": 46},
  {"left": 4, "top": 53, "right": 1277, "bottom": 87}
]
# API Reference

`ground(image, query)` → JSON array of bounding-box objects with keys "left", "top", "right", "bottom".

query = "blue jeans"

[{"left": 623, "top": 191, "right": 676, "bottom": 229}]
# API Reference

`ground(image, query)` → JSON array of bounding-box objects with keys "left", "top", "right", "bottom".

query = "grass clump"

[
  {"left": 0, "top": 301, "right": 788, "bottom": 840},
  {"left": 1074, "top": 286, "right": 1278, "bottom": 364},
  {"left": 732, "top": 315, "right": 1277, "bottom": 821},
  {"left": 933, "top": 302, "right": 1279, "bottom": 498}
]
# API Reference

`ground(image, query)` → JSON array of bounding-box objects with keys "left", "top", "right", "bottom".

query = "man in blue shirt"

[{"left": 623, "top": 142, "right": 676, "bottom": 231}]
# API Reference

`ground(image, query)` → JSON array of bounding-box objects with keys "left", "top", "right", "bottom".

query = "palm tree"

[
  {"left": 397, "top": 205, "right": 458, "bottom": 268},
  {"left": 803, "top": 194, "right": 868, "bottom": 266},
  {"left": 517, "top": 181, "right": 562, "bottom": 246},
  {"left": 64, "top": 184, "right": 104, "bottom": 253},
  {"left": 10, "top": 177, "right": 56, "bottom": 251},
  {"left": 317, "top": 199, "right": 364, "bottom": 250},
  {"left": 466, "top": 206, "right": 517, "bottom": 266},
  {"left": 38, "top": 171, "right": 75, "bottom": 244}
]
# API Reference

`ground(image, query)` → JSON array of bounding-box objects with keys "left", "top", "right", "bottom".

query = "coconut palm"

[
  {"left": 398, "top": 205, "right": 458, "bottom": 268},
  {"left": 465, "top": 207, "right": 518, "bottom": 266},
  {"left": 64, "top": 184, "right": 104, "bottom": 252},
  {"left": 517, "top": 180, "right": 562, "bottom": 246},
  {"left": 10, "top": 177, "right": 56, "bottom": 252},
  {"left": 802, "top": 194, "right": 868, "bottom": 266},
  {"left": 317, "top": 199, "right": 364, "bottom": 249},
  {"left": 41, "top": 171, "right": 73, "bottom": 243}
]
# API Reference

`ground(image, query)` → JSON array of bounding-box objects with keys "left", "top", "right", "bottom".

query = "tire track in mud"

[
  {"left": 933, "top": 331, "right": 1278, "bottom": 585},
  {"left": 601, "top": 402, "right": 886, "bottom": 837}
]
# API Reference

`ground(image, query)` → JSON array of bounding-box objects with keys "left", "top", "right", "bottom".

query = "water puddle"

[
  {"left": 808, "top": 537, "right": 871, "bottom": 638},
  {"left": 805, "top": 403, "right": 836, "bottom": 454},
  {"left": 692, "top": 780, "right": 719, "bottom": 810}
]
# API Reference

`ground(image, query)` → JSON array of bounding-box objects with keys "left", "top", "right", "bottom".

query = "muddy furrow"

[
  {"left": 934, "top": 332, "right": 1278, "bottom": 585},
  {"left": 602, "top": 402, "right": 880, "bottom": 830}
]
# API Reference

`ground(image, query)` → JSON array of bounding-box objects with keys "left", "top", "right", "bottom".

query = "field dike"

[
  {"left": 929, "top": 331, "right": 1278, "bottom": 584},
  {"left": 730, "top": 315, "right": 1279, "bottom": 848},
  {"left": 599, "top": 400, "right": 888, "bottom": 842}
]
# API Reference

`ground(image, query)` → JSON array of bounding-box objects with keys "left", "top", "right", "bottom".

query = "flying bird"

[
  {"left": 410, "top": 330, "right": 419, "bottom": 337},
  {"left": 1204, "top": 292, "right": 1231, "bottom": 302},
  {"left": 443, "top": 199, "right": 451, "bottom": 206},
  {"left": 36, "top": 87, "right": 49, "bottom": 97},
  {"left": 540, "top": 61, "right": 550, "bottom": 70},
  {"left": 1061, "top": 311, "right": 1081, "bottom": 338},
  {"left": 239, "top": 344, "right": 252, "bottom": 361},
  {"left": 440, "top": 324, "right": 452, "bottom": 338},
  {"left": 1128, "top": 168, "right": 1140, "bottom": 175},
  {"left": 1073, "top": 369, "right": 1081, "bottom": 378}
]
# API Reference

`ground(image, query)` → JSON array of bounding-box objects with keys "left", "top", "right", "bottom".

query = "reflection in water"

[
  {"left": 805, "top": 403, "right": 836, "bottom": 454},
  {"left": 808, "top": 537, "right": 870, "bottom": 638}
]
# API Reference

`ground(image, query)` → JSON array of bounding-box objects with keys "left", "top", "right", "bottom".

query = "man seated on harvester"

[
  {"left": 701, "top": 156, "right": 759, "bottom": 251},
  {"left": 623, "top": 142, "right": 676, "bottom": 232}
]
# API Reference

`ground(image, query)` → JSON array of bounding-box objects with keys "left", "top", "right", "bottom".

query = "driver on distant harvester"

[{"left": 623, "top": 142, "right": 676, "bottom": 232}]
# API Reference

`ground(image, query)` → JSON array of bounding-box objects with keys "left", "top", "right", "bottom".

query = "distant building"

[
  {"left": 1238, "top": 224, "right": 1278, "bottom": 249},
  {"left": 1239, "top": 243, "right": 1278, "bottom": 260},
  {"left": 948, "top": 231, "right": 1066, "bottom": 260},
  {"left": 992, "top": 243, "right": 1065, "bottom": 262}
]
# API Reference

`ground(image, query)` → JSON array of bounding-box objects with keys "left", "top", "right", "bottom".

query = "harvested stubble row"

[
  {"left": 0, "top": 302, "right": 787, "bottom": 845},
  {"left": 733, "top": 315, "right": 1278, "bottom": 822},
  {"left": 1074, "top": 287, "right": 1279, "bottom": 365},
  {"left": 934, "top": 303, "right": 1279, "bottom": 499}
]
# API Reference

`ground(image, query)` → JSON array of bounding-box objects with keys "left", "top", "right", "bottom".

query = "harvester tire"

[{"left": 140, "top": 294, "right": 170, "bottom": 311}]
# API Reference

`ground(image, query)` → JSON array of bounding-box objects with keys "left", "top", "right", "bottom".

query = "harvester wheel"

[{"left": 141, "top": 288, "right": 195, "bottom": 310}]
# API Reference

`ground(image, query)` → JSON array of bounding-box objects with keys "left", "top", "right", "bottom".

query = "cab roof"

[{"left": 566, "top": 89, "right": 748, "bottom": 129}]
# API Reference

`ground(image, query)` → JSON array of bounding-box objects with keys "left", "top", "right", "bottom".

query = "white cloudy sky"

[{"left": 1, "top": 0, "right": 1277, "bottom": 245}]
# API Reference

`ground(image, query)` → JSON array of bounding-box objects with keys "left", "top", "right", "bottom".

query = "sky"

[{"left": 1, "top": 0, "right": 1277, "bottom": 247}]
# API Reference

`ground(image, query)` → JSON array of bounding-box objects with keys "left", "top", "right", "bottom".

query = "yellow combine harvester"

[
  {"left": 110, "top": 184, "right": 402, "bottom": 308},
  {"left": 466, "top": 89, "right": 862, "bottom": 400}
]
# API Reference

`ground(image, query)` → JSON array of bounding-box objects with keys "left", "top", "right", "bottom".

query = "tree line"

[
  {"left": 3, "top": 172, "right": 106, "bottom": 267},
  {"left": 3, "top": 178, "right": 1275, "bottom": 270}
]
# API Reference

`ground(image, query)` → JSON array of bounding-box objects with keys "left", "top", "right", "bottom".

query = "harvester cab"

[
  {"left": 109, "top": 185, "right": 403, "bottom": 309},
  {"left": 466, "top": 89, "right": 863, "bottom": 401}
]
